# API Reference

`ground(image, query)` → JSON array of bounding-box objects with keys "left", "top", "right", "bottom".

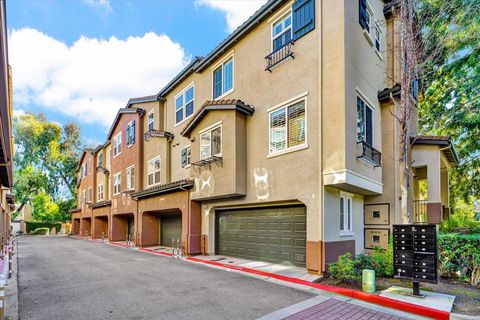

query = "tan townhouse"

[
  {"left": 71, "top": 149, "right": 95, "bottom": 236},
  {"left": 91, "top": 142, "right": 112, "bottom": 239},
  {"left": 72, "top": 0, "right": 456, "bottom": 274}
]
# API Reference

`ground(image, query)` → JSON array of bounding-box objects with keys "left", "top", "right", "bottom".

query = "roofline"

[
  {"left": 106, "top": 108, "right": 145, "bottom": 140},
  {"left": 156, "top": 56, "right": 203, "bottom": 98},
  {"left": 125, "top": 95, "right": 162, "bottom": 108},
  {"left": 131, "top": 179, "right": 194, "bottom": 200},
  {"left": 411, "top": 136, "right": 460, "bottom": 164},
  {"left": 77, "top": 148, "right": 94, "bottom": 169}
]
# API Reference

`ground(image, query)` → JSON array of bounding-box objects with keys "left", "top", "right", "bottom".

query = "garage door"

[
  {"left": 161, "top": 216, "right": 182, "bottom": 246},
  {"left": 217, "top": 206, "right": 306, "bottom": 267}
]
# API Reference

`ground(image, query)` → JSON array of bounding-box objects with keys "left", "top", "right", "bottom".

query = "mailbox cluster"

[{"left": 393, "top": 224, "right": 438, "bottom": 284}]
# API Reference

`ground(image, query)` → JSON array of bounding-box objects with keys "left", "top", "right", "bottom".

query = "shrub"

[
  {"left": 370, "top": 245, "right": 393, "bottom": 277},
  {"left": 31, "top": 227, "right": 49, "bottom": 235},
  {"left": 26, "top": 222, "right": 61, "bottom": 234},
  {"left": 439, "top": 233, "right": 480, "bottom": 285},
  {"left": 329, "top": 253, "right": 363, "bottom": 283}
]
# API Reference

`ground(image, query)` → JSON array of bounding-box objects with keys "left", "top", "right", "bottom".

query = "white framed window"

[
  {"left": 80, "top": 163, "right": 87, "bottom": 179},
  {"left": 81, "top": 190, "right": 86, "bottom": 204},
  {"left": 87, "top": 187, "right": 92, "bottom": 203},
  {"left": 269, "top": 98, "right": 306, "bottom": 154},
  {"left": 340, "top": 192, "right": 353, "bottom": 235},
  {"left": 126, "top": 121, "right": 135, "bottom": 146},
  {"left": 147, "top": 111, "right": 154, "bottom": 131},
  {"left": 175, "top": 84, "right": 195, "bottom": 125},
  {"left": 113, "top": 172, "right": 122, "bottom": 195},
  {"left": 181, "top": 146, "right": 191, "bottom": 168},
  {"left": 357, "top": 94, "right": 374, "bottom": 146},
  {"left": 126, "top": 166, "right": 135, "bottom": 191},
  {"left": 113, "top": 132, "right": 122, "bottom": 157},
  {"left": 147, "top": 157, "right": 161, "bottom": 186},
  {"left": 374, "top": 20, "right": 381, "bottom": 52},
  {"left": 212, "top": 56, "right": 234, "bottom": 99},
  {"left": 200, "top": 125, "right": 222, "bottom": 160},
  {"left": 97, "top": 184, "right": 104, "bottom": 201},
  {"left": 272, "top": 11, "right": 292, "bottom": 52},
  {"left": 97, "top": 152, "right": 103, "bottom": 168}
]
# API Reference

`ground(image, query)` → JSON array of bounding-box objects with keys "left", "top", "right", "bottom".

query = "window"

[
  {"left": 372, "top": 235, "right": 380, "bottom": 243},
  {"left": 147, "top": 157, "right": 161, "bottom": 186},
  {"left": 126, "top": 121, "right": 135, "bottom": 146},
  {"left": 80, "top": 163, "right": 87, "bottom": 179},
  {"left": 147, "top": 111, "right": 154, "bottom": 131},
  {"left": 113, "top": 133, "right": 122, "bottom": 157},
  {"left": 97, "top": 153, "right": 103, "bottom": 168},
  {"left": 175, "top": 85, "right": 195, "bottom": 124},
  {"left": 200, "top": 126, "right": 222, "bottom": 160},
  {"left": 81, "top": 190, "right": 86, "bottom": 204},
  {"left": 181, "top": 146, "right": 191, "bottom": 168},
  {"left": 359, "top": 0, "right": 373, "bottom": 34},
  {"left": 97, "top": 184, "right": 104, "bottom": 201},
  {"left": 372, "top": 211, "right": 381, "bottom": 219},
  {"left": 272, "top": 12, "right": 292, "bottom": 52},
  {"left": 374, "top": 21, "right": 381, "bottom": 52},
  {"left": 113, "top": 173, "right": 122, "bottom": 195},
  {"left": 87, "top": 187, "right": 92, "bottom": 203},
  {"left": 269, "top": 99, "right": 306, "bottom": 153},
  {"left": 357, "top": 95, "right": 373, "bottom": 146},
  {"left": 340, "top": 192, "right": 353, "bottom": 234},
  {"left": 213, "top": 57, "right": 233, "bottom": 99},
  {"left": 126, "top": 166, "right": 135, "bottom": 191}
]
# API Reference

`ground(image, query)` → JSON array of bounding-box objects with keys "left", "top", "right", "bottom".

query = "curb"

[{"left": 4, "top": 240, "right": 18, "bottom": 320}]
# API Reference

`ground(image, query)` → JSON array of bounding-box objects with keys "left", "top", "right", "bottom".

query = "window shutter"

[
  {"left": 292, "top": 0, "right": 315, "bottom": 41},
  {"left": 181, "top": 148, "right": 187, "bottom": 168},
  {"left": 359, "top": 0, "right": 367, "bottom": 30}
]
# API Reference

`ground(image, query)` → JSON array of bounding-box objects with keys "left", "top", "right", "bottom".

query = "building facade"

[{"left": 71, "top": 0, "right": 457, "bottom": 274}]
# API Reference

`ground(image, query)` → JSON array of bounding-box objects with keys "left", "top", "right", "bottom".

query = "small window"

[
  {"left": 81, "top": 163, "right": 87, "bottom": 179},
  {"left": 147, "top": 111, "right": 154, "bottom": 131},
  {"left": 340, "top": 193, "right": 353, "bottom": 234},
  {"left": 126, "top": 121, "right": 135, "bottom": 146},
  {"left": 147, "top": 157, "right": 161, "bottom": 186},
  {"left": 359, "top": 0, "right": 373, "bottom": 34},
  {"left": 372, "top": 211, "right": 381, "bottom": 219},
  {"left": 181, "top": 146, "right": 191, "bottom": 168},
  {"left": 113, "top": 133, "right": 122, "bottom": 157},
  {"left": 126, "top": 166, "right": 135, "bottom": 191},
  {"left": 81, "top": 190, "right": 86, "bottom": 204},
  {"left": 374, "top": 21, "right": 381, "bottom": 52},
  {"left": 200, "top": 126, "right": 222, "bottom": 160},
  {"left": 269, "top": 99, "right": 306, "bottom": 154},
  {"left": 372, "top": 235, "right": 380, "bottom": 243},
  {"left": 113, "top": 173, "right": 122, "bottom": 195},
  {"left": 357, "top": 95, "right": 373, "bottom": 146},
  {"left": 175, "top": 85, "right": 195, "bottom": 124},
  {"left": 272, "top": 12, "right": 292, "bottom": 52},
  {"left": 97, "top": 184, "right": 104, "bottom": 201},
  {"left": 87, "top": 187, "right": 92, "bottom": 203},
  {"left": 213, "top": 57, "right": 234, "bottom": 99},
  {"left": 97, "top": 153, "right": 103, "bottom": 168}
]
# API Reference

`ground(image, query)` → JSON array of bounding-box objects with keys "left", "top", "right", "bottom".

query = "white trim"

[
  {"left": 323, "top": 169, "right": 383, "bottom": 194},
  {"left": 363, "top": 29, "right": 374, "bottom": 46},
  {"left": 200, "top": 124, "right": 222, "bottom": 160},
  {"left": 339, "top": 192, "right": 353, "bottom": 235},
  {"left": 126, "top": 165, "right": 135, "bottom": 191},
  {"left": 374, "top": 19, "right": 382, "bottom": 56},
  {"left": 211, "top": 55, "right": 234, "bottom": 100},
  {"left": 355, "top": 88, "right": 376, "bottom": 110},
  {"left": 113, "top": 172, "right": 122, "bottom": 195},
  {"left": 147, "top": 156, "right": 161, "bottom": 187},
  {"left": 267, "top": 143, "right": 309, "bottom": 158},
  {"left": 182, "top": 145, "right": 192, "bottom": 169},
  {"left": 147, "top": 109, "right": 155, "bottom": 131},
  {"left": 267, "top": 91, "right": 309, "bottom": 112},
  {"left": 112, "top": 132, "right": 122, "bottom": 158},
  {"left": 209, "top": 50, "right": 235, "bottom": 71},
  {"left": 270, "top": 9, "right": 292, "bottom": 52},
  {"left": 97, "top": 184, "right": 104, "bottom": 201},
  {"left": 356, "top": 90, "right": 375, "bottom": 147},
  {"left": 267, "top": 0, "right": 294, "bottom": 22},
  {"left": 199, "top": 120, "right": 223, "bottom": 135},
  {"left": 174, "top": 81, "right": 195, "bottom": 126},
  {"left": 126, "top": 120, "right": 135, "bottom": 147}
]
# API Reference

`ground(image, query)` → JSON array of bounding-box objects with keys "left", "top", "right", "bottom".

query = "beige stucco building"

[{"left": 71, "top": 0, "right": 457, "bottom": 274}]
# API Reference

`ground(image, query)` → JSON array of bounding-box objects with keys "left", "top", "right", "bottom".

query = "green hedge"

[
  {"left": 439, "top": 233, "right": 480, "bottom": 285},
  {"left": 32, "top": 227, "right": 49, "bottom": 235},
  {"left": 26, "top": 222, "right": 61, "bottom": 234}
]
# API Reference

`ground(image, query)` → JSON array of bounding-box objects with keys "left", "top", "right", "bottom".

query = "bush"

[
  {"left": 26, "top": 222, "right": 61, "bottom": 234},
  {"left": 370, "top": 245, "right": 393, "bottom": 277},
  {"left": 31, "top": 227, "right": 49, "bottom": 235},
  {"left": 439, "top": 233, "right": 480, "bottom": 285},
  {"left": 329, "top": 253, "right": 366, "bottom": 283}
]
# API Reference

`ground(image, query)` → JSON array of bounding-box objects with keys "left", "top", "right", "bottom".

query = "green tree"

[{"left": 32, "top": 192, "right": 60, "bottom": 222}]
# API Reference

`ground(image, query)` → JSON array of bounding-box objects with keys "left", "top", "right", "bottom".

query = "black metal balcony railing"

[
  {"left": 144, "top": 129, "right": 174, "bottom": 141},
  {"left": 356, "top": 141, "right": 382, "bottom": 167},
  {"left": 414, "top": 199, "right": 428, "bottom": 223},
  {"left": 191, "top": 156, "right": 223, "bottom": 173},
  {"left": 265, "top": 41, "right": 294, "bottom": 72}
]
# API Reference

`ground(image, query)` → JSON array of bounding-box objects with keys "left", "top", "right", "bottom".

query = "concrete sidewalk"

[{"left": 4, "top": 239, "right": 18, "bottom": 320}]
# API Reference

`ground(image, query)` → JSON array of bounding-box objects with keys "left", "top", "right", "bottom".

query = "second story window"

[
  {"left": 269, "top": 99, "right": 306, "bottom": 154},
  {"left": 126, "top": 121, "right": 136, "bottom": 146},
  {"left": 87, "top": 187, "right": 92, "bottom": 203},
  {"left": 359, "top": 0, "right": 373, "bottom": 34},
  {"left": 147, "top": 111, "right": 154, "bottom": 131},
  {"left": 147, "top": 157, "right": 161, "bottom": 186},
  {"left": 213, "top": 57, "right": 233, "bottom": 99},
  {"left": 113, "top": 172, "right": 122, "bottom": 195},
  {"left": 80, "top": 163, "right": 87, "bottom": 179},
  {"left": 200, "top": 126, "right": 222, "bottom": 160},
  {"left": 357, "top": 95, "right": 373, "bottom": 146},
  {"left": 272, "top": 12, "right": 292, "bottom": 52},
  {"left": 97, "top": 153, "right": 103, "bottom": 168},
  {"left": 181, "top": 146, "right": 191, "bottom": 168},
  {"left": 97, "top": 184, "right": 104, "bottom": 201},
  {"left": 175, "top": 85, "right": 195, "bottom": 124},
  {"left": 374, "top": 21, "right": 381, "bottom": 52},
  {"left": 81, "top": 190, "right": 86, "bottom": 204},
  {"left": 126, "top": 166, "right": 135, "bottom": 191},
  {"left": 113, "top": 132, "right": 122, "bottom": 157}
]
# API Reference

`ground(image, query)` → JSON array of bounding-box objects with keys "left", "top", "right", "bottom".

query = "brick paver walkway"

[{"left": 283, "top": 298, "right": 408, "bottom": 320}]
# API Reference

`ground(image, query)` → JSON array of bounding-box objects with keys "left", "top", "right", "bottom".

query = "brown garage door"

[
  {"left": 161, "top": 215, "right": 182, "bottom": 247},
  {"left": 216, "top": 206, "right": 306, "bottom": 267}
]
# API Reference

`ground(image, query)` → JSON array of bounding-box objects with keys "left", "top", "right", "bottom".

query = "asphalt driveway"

[{"left": 17, "top": 236, "right": 313, "bottom": 320}]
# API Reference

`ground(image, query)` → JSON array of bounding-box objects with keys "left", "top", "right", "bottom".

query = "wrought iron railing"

[
  {"left": 356, "top": 141, "right": 382, "bottom": 167},
  {"left": 144, "top": 129, "right": 174, "bottom": 141},
  {"left": 191, "top": 156, "right": 223, "bottom": 173},
  {"left": 413, "top": 199, "right": 428, "bottom": 223},
  {"left": 265, "top": 41, "right": 294, "bottom": 72}
]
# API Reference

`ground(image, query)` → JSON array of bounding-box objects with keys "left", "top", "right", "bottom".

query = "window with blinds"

[
  {"left": 97, "top": 184, "right": 104, "bottom": 201},
  {"left": 213, "top": 57, "right": 234, "bottom": 99},
  {"left": 340, "top": 192, "right": 353, "bottom": 234},
  {"left": 269, "top": 99, "right": 306, "bottom": 154},
  {"left": 272, "top": 12, "right": 292, "bottom": 52},
  {"left": 126, "top": 166, "right": 135, "bottom": 191},
  {"left": 357, "top": 95, "right": 373, "bottom": 146},
  {"left": 175, "top": 85, "right": 195, "bottom": 124},
  {"left": 113, "top": 173, "right": 121, "bottom": 195},
  {"left": 148, "top": 111, "right": 154, "bottom": 131},
  {"left": 147, "top": 157, "right": 161, "bottom": 186},
  {"left": 200, "top": 125, "right": 222, "bottom": 160}
]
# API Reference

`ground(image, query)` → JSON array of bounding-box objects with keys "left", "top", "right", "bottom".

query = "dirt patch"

[{"left": 317, "top": 277, "right": 480, "bottom": 315}]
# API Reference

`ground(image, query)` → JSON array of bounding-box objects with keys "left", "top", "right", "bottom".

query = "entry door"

[
  {"left": 217, "top": 206, "right": 306, "bottom": 267},
  {"left": 127, "top": 217, "right": 134, "bottom": 238},
  {"left": 161, "top": 216, "right": 182, "bottom": 247}
]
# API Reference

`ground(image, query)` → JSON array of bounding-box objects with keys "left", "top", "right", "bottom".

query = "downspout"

[
  {"left": 390, "top": 92, "right": 399, "bottom": 223},
  {"left": 319, "top": 0, "right": 325, "bottom": 274}
]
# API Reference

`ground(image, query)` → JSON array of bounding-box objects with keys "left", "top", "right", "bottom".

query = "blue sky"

[{"left": 7, "top": 0, "right": 266, "bottom": 146}]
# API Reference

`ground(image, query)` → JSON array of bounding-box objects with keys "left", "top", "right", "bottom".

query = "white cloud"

[
  {"left": 83, "top": 0, "right": 112, "bottom": 13},
  {"left": 8, "top": 28, "right": 189, "bottom": 128},
  {"left": 195, "top": 0, "right": 268, "bottom": 32}
]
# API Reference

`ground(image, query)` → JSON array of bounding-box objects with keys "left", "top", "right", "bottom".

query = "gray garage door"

[
  {"left": 217, "top": 206, "right": 306, "bottom": 267},
  {"left": 161, "top": 216, "right": 182, "bottom": 247}
]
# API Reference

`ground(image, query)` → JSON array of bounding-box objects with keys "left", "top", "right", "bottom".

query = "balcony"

[
  {"left": 144, "top": 129, "right": 174, "bottom": 142},
  {"left": 191, "top": 156, "right": 223, "bottom": 174},
  {"left": 357, "top": 141, "right": 381, "bottom": 167},
  {"left": 265, "top": 41, "right": 294, "bottom": 72},
  {"left": 413, "top": 199, "right": 428, "bottom": 223}
]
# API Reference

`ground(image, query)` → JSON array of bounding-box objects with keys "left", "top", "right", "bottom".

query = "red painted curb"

[
  {"left": 138, "top": 247, "right": 173, "bottom": 257},
  {"left": 109, "top": 241, "right": 130, "bottom": 248},
  {"left": 185, "top": 257, "right": 449, "bottom": 320}
]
